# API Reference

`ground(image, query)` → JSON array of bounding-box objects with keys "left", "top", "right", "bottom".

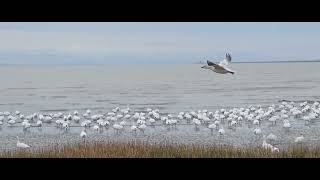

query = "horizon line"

[{"left": 0, "top": 59, "right": 320, "bottom": 66}]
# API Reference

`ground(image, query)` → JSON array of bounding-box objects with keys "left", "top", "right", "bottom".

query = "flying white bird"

[{"left": 201, "top": 53, "right": 235, "bottom": 74}]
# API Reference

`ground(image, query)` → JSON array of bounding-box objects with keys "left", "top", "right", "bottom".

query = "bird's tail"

[{"left": 229, "top": 71, "right": 235, "bottom": 75}]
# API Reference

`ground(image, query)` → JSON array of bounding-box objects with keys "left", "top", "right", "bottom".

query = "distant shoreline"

[
  {"left": 235, "top": 60, "right": 320, "bottom": 64},
  {"left": 0, "top": 60, "right": 320, "bottom": 66},
  {"left": 196, "top": 60, "right": 320, "bottom": 64}
]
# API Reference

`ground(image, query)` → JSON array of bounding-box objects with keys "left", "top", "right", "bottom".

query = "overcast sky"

[{"left": 0, "top": 22, "right": 319, "bottom": 64}]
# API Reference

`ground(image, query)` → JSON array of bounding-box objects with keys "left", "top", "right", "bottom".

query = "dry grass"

[{"left": 1, "top": 140, "right": 320, "bottom": 158}]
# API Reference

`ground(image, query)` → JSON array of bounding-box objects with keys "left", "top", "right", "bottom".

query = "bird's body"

[
  {"left": 262, "top": 135, "right": 279, "bottom": 152},
  {"left": 16, "top": 136, "right": 30, "bottom": 148},
  {"left": 131, "top": 125, "right": 138, "bottom": 132},
  {"left": 295, "top": 135, "right": 304, "bottom": 143},
  {"left": 93, "top": 125, "right": 99, "bottom": 131},
  {"left": 253, "top": 128, "right": 262, "bottom": 135},
  {"left": 218, "top": 127, "right": 225, "bottom": 135},
  {"left": 201, "top": 53, "right": 235, "bottom": 75},
  {"left": 36, "top": 120, "right": 42, "bottom": 127},
  {"left": 80, "top": 130, "right": 87, "bottom": 138}
]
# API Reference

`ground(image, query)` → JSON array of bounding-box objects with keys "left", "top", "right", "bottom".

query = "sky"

[{"left": 0, "top": 22, "right": 320, "bottom": 64}]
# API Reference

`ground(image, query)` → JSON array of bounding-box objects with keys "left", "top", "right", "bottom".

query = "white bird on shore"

[
  {"left": 272, "top": 147, "right": 279, "bottom": 152},
  {"left": 283, "top": 120, "right": 291, "bottom": 129},
  {"left": 73, "top": 115, "right": 81, "bottom": 123},
  {"left": 192, "top": 118, "right": 201, "bottom": 126},
  {"left": 120, "top": 120, "right": 126, "bottom": 126},
  {"left": 253, "top": 119, "right": 260, "bottom": 126},
  {"left": 131, "top": 125, "right": 138, "bottom": 133},
  {"left": 91, "top": 115, "right": 99, "bottom": 121},
  {"left": 8, "top": 115, "right": 15, "bottom": 120},
  {"left": 184, "top": 113, "right": 192, "bottom": 120},
  {"left": 43, "top": 116, "right": 52, "bottom": 123},
  {"left": 39, "top": 114, "right": 44, "bottom": 121},
  {"left": 218, "top": 126, "right": 225, "bottom": 135},
  {"left": 138, "top": 124, "right": 147, "bottom": 133},
  {"left": 262, "top": 135, "right": 274, "bottom": 150},
  {"left": 268, "top": 116, "right": 277, "bottom": 125},
  {"left": 253, "top": 128, "right": 262, "bottom": 135},
  {"left": 124, "top": 114, "right": 131, "bottom": 119},
  {"left": 107, "top": 112, "right": 116, "bottom": 116},
  {"left": 97, "top": 120, "right": 107, "bottom": 127},
  {"left": 113, "top": 124, "right": 123, "bottom": 133},
  {"left": 16, "top": 136, "right": 30, "bottom": 148},
  {"left": 149, "top": 118, "right": 156, "bottom": 124},
  {"left": 230, "top": 120, "right": 237, "bottom": 129},
  {"left": 62, "top": 122, "right": 69, "bottom": 131},
  {"left": 53, "top": 113, "right": 60, "bottom": 118},
  {"left": 19, "top": 114, "right": 25, "bottom": 120},
  {"left": 295, "top": 134, "right": 304, "bottom": 143},
  {"left": 110, "top": 117, "right": 117, "bottom": 122},
  {"left": 83, "top": 113, "right": 89, "bottom": 118},
  {"left": 36, "top": 120, "right": 42, "bottom": 127},
  {"left": 8, "top": 119, "right": 16, "bottom": 125},
  {"left": 208, "top": 123, "right": 217, "bottom": 133},
  {"left": 93, "top": 125, "right": 99, "bottom": 131},
  {"left": 80, "top": 129, "right": 87, "bottom": 139},
  {"left": 67, "top": 114, "right": 72, "bottom": 120},
  {"left": 214, "top": 120, "right": 220, "bottom": 126},
  {"left": 22, "top": 121, "right": 31, "bottom": 130}
]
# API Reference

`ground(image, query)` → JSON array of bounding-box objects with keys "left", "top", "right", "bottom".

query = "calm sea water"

[
  {"left": 1, "top": 62, "right": 320, "bottom": 150},
  {"left": 0, "top": 63, "right": 319, "bottom": 113}
]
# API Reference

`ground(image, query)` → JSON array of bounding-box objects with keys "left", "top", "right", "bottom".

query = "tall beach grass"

[{"left": 1, "top": 140, "right": 320, "bottom": 158}]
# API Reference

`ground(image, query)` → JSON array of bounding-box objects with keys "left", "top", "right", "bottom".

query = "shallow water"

[{"left": 0, "top": 63, "right": 320, "bottom": 151}]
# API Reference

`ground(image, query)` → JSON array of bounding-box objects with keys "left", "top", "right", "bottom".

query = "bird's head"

[{"left": 201, "top": 65, "right": 209, "bottom": 69}]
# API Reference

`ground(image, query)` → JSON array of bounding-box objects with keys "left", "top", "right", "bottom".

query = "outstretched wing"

[
  {"left": 207, "top": 60, "right": 225, "bottom": 70},
  {"left": 219, "top": 53, "right": 232, "bottom": 67}
]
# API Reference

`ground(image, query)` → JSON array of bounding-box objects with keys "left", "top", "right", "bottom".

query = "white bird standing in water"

[
  {"left": 36, "top": 120, "right": 43, "bottom": 127},
  {"left": 253, "top": 128, "right": 262, "bottom": 135},
  {"left": 201, "top": 53, "right": 235, "bottom": 75},
  {"left": 218, "top": 126, "right": 225, "bottom": 135},
  {"left": 16, "top": 136, "right": 30, "bottom": 148},
  {"left": 93, "top": 125, "right": 99, "bottom": 131},
  {"left": 208, "top": 123, "right": 217, "bottom": 134},
  {"left": 80, "top": 129, "right": 87, "bottom": 139},
  {"left": 131, "top": 125, "right": 138, "bottom": 134},
  {"left": 295, "top": 134, "right": 304, "bottom": 143}
]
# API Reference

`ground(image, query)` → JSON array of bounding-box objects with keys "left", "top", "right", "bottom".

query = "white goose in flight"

[{"left": 201, "top": 53, "right": 235, "bottom": 74}]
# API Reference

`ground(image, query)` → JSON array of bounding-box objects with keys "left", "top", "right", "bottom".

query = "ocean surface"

[{"left": 0, "top": 62, "right": 320, "bottom": 150}]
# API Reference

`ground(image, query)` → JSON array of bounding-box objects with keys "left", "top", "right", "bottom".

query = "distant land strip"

[{"left": 196, "top": 60, "right": 320, "bottom": 64}]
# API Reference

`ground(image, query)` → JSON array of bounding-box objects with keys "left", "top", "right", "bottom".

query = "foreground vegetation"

[{"left": 1, "top": 141, "right": 320, "bottom": 158}]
